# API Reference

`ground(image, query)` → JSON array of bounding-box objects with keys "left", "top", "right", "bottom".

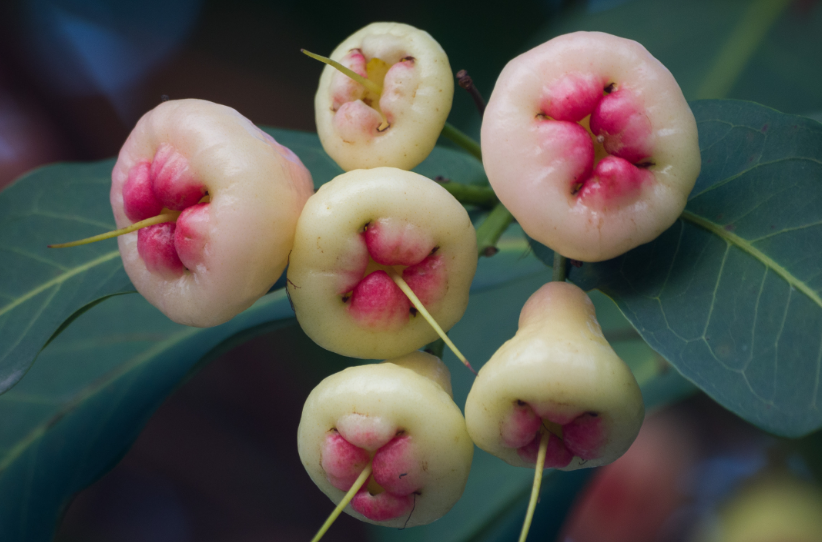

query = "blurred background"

[{"left": 1, "top": 0, "right": 821, "bottom": 540}]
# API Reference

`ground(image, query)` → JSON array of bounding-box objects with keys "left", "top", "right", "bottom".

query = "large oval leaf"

[
  {"left": 0, "top": 289, "right": 295, "bottom": 541},
  {"left": 533, "top": 100, "right": 822, "bottom": 437}
]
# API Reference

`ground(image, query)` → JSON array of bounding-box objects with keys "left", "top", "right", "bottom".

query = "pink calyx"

[
  {"left": 378, "top": 57, "right": 416, "bottom": 123},
  {"left": 536, "top": 120, "right": 595, "bottom": 187},
  {"left": 347, "top": 270, "right": 411, "bottom": 330},
  {"left": 590, "top": 88, "right": 654, "bottom": 163},
  {"left": 321, "top": 432, "right": 371, "bottom": 491},
  {"left": 372, "top": 435, "right": 423, "bottom": 496},
  {"left": 333, "top": 100, "right": 384, "bottom": 141},
  {"left": 402, "top": 254, "right": 447, "bottom": 308},
  {"left": 364, "top": 218, "right": 435, "bottom": 266},
  {"left": 541, "top": 72, "right": 605, "bottom": 123},
  {"left": 174, "top": 203, "right": 210, "bottom": 271},
  {"left": 122, "top": 161, "right": 163, "bottom": 222},
  {"left": 330, "top": 49, "right": 368, "bottom": 111},
  {"left": 137, "top": 222, "right": 184, "bottom": 277},
  {"left": 151, "top": 143, "right": 206, "bottom": 211},
  {"left": 351, "top": 487, "right": 415, "bottom": 522},
  {"left": 576, "top": 156, "right": 652, "bottom": 207},
  {"left": 503, "top": 402, "right": 608, "bottom": 466}
]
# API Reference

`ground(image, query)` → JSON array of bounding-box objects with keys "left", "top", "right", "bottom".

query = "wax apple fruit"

[
  {"left": 286, "top": 167, "right": 476, "bottom": 360},
  {"left": 481, "top": 31, "right": 700, "bottom": 262},
  {"left": 314, "top": 22, "right": 454, "bottom": 171},
  {"left": 297, "top": 351, "right": 474, "bottom": 527},
  {"left": 464, "top": 281, "right": 644, "bottom": 470},
  {"left": 111, "top": 99, "right": 314, "bottom": 326}
]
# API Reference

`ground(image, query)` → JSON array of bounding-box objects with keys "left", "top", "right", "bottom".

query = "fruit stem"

[
  {"left": 456, "top": 69, "right": 486, "bottom": 117},
  {"left": 424, "top": 338, "right": 446, "bottom": 359},
  {"left": 552, "top": 252, "right": 567, "bottom": 282},
  {"left": 440, "top": 122, "right": 482, "bottom": 162},
  {"left": 301, "top": 49, "right": 384, "bottom": 96},
  {"left": 441, "top": 182, "right": 498, "bottom": 209},
  {"left": 48, "top": 211, "right": 182, "bottom": 248},
  {"left": 310, "top": 460, "right": 373, "bottom": 542},
  {"left": 475, "top": 203, "right": 514, "bottom": 258},
  {"left": 518, "top": 431, "right": 549, "bottom": 542},
  {"left": 385, "top": 267, "right": 476, "bottom": 375}
]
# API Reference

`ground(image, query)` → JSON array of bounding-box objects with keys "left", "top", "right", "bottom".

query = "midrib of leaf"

[
  {"left": 681, "top": 210, "right": 822, "bottom": 310},
  {"left": 0, "top": 324, "right": 199, "bottom": 472},
  {"left": 0, "top": 250, "right": 121, "bottom": 318}
]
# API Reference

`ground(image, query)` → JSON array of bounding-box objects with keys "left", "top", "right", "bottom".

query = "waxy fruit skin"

[
  {"left": 465, "top": 281, "right": 644, "bottom": 470},
  {"left": 287, "top": 167, "right": 477, "bottom": 360},
  {"left": 297, "top": 352, "right": 473, "bottom": 528},
  {"left": 111, "top": 99, "right": 314, "bottom": 327},
  {"left": 481, "top": 32, "right": 700, "bottom": 262},
  {"left": 315, "top": 22, "right": 453, "bottom": 172}
]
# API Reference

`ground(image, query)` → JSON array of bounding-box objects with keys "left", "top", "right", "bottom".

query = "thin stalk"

[
  {"left": 310, "top": 461, "right": 373, "bottom": 542},
  {"left": 552, "top": 251, "right": 567, "bottom": 282},
  {"left": 441, "top": 122, "right": 482, "bottom": 162},
  {"left": 518, "top": 431, "right": 550, "bottom": 542},
  {"left": 48, "top": 211, "right": 181, "bottom": 249},
  {"left": 385, "top": 267, "right": 475, "bottom": 374},
  {"left": 301, "top": 50, "right": 383, "bottom": 95},
  {"left": 476, "top": 203, "right": 514, "bottom": 257},
  {"left": 440, "top": 182, "right": 498, "bottom": 209}
]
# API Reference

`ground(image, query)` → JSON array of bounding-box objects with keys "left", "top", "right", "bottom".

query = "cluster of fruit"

[{"left": 65, "top": 21, "right": 700, "bottom": 539}]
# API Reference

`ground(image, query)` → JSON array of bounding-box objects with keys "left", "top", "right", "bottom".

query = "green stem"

[
  {"left": 424, "top": 338, "right": 446, "bottom": 359},
  {"left": 552, "top": 251, "right": 567, "bottom": 282},
  {"left": 518, "top": 431, "right": 549, "bottom": 542},
  {"left": 48, "top": 211, "right": 182, "bottom": 249},
  {"left": 475, "top": 203, "right": 514, "bottom": 257},
  {"left": 696, "top": 0, "right": 790, "bottom": 99},
  {"left": 310, "top": 461, "right": 373, "bottom": 542},
  {"left": 441, "top": 122, "right": 483, "bottom": 162},
  {"left": 441, "top": 182, "right": 498, "bottom": 208}
]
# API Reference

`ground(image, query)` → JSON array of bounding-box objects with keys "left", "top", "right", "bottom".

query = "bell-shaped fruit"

[
  {"left": 481, "top": 31, "right": 700, "bottom": 262},
  {"left": 110, "top": 99, "right": 314, "bottom": 326},
  {"left": 465, "top": 281, "right": 644, "bottom": 470},
  {"left": 297, "top": 351, "right": 474, "bottom": 527}
]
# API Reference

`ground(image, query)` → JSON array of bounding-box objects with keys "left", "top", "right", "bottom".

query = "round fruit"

[
  {"left": 286, "top": 167, "right": 476, "bottom": 360},
  {"left": 110, "top": 99, "right": 314, "bottom": 326},
  {"left": 297, "top": 351, "right": 473, "bottom": 527},
  {"left": 315, "top": 22, "right": 454, "bottom": 172},
  {"left": 481, "top": 31, "right": 700, "bottom": 262}
]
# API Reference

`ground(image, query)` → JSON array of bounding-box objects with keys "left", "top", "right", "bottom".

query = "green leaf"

[
  {"left": 533, "top": 100, "right": 822, "bottom": 437},
  {"left": 0, "top": 160, "right": 133, "bottom": 394},
  {"left": 0, "top": 289, "right": 295, "bottom": 541}
]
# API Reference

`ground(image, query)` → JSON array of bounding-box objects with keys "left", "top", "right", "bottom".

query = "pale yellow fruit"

[
  {"left": 287, "top": 167, "right": 476, "bottom": 360},
  {"left": 315, "top": 22, "right": 454, "bottom": 171},
  {"left": 465, "top": 281, "right": 644, "bottom": 470},
  {"left": 297, "top": 351, "right": 473, "bottom": 527}
]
